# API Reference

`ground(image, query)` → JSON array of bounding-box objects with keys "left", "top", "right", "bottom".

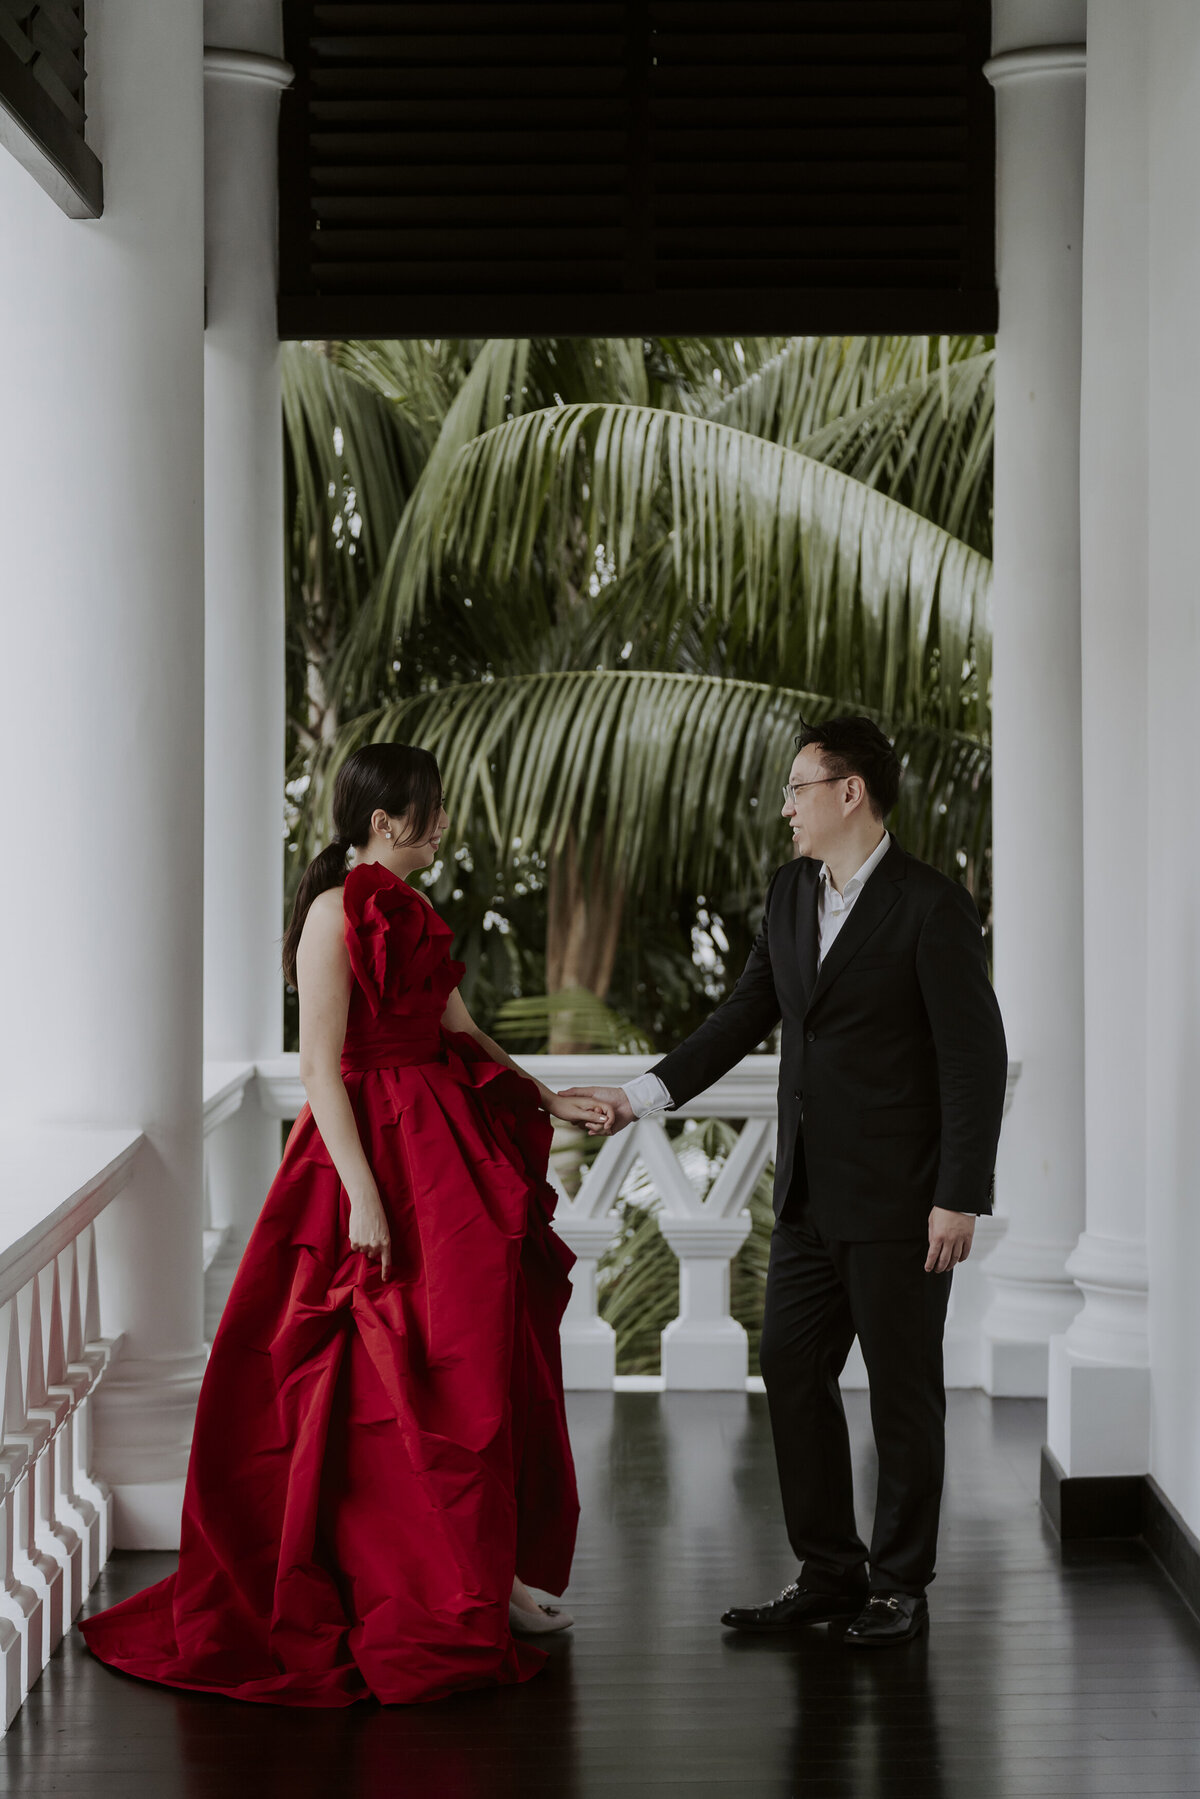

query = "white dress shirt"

[
  {"left": 816, "top": 830, "right": 891, "bottom": 966},
  {"left": 623, "top": 834, "right": 891, "bottom": 1119}
]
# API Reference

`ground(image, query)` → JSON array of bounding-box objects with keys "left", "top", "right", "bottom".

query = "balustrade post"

[
  {"left": 25, "top": 1271, "right": 81, "bottom": 1631},
  {"left": 70, "top": 1224, "right": 114, "bottom": 1572},
  {"left": 658, "top": 1219, "right": 753, "bottom": 1391},
  {"left": 554, "top": 1221, "right": 619, "bottom": 1390},
  {"left": 0, "top": 1302, "right": 36, "bottom": 1716},
  {"left": 8, "top": 1288, "right": 60, "bottom": 1665},
  {"left": 0, "top": 1496, "right": 22, "bottom": 1730},
  {"left": 51, "top": 1241, "right": 102, "bottom": 1595}
]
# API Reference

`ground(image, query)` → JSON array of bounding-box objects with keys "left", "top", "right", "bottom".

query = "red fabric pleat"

[{"left": 78, "top": 865, "right": 578, "bottom": 1706}]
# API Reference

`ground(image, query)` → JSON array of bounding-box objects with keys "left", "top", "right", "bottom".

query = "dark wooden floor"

[{"left": 5, "top": 1392, "right": 1200, "bottom": 1797}]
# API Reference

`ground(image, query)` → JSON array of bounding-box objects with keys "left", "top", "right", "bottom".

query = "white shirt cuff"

[{"left": 622, "top": 1072, "right": 674, "bottom": 1118}]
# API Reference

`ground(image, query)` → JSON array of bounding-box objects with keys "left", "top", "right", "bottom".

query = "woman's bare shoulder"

[
  {"left": 300, "top": 884, "right": 349, "bottom": 949},
  {"left": 308, "top": 884, "right": 347, "bottom": 919}
]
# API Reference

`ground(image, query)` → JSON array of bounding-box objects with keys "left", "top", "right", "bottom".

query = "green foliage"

[
  {"left": 282, "top": 333, "right": 995, "bottom": 1358},
  {"left": 331, "top": 672, "right": 990, "bottom": 919},
  {"left": 597, "top": 1201, "right": 679, "bottom": 1375},
  {"left": 282, "top": 333, "right": 996, "bottom": 1049},
  {"left": 492, "top": 989, "right": 654, "bottom": 1056}
]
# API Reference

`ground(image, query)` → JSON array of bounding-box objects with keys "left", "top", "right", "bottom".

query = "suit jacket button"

[
  {"left": 806, "top": 1029, "right": 816, "bottom": 1042},
  {"left": 793, "top": 1091, "right": 801, "bottom": 1101}
]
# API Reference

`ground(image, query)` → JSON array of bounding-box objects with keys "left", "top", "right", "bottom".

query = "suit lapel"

[
  {"left": 806, "top": 839, "right": 907, "bottom": 1014},
  {"left": 792, "top": 862, "right": 820, "bottom": 1009}
]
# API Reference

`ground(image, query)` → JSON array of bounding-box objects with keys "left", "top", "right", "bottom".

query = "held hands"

[
  {"left": 348, "top": 1184, "right": 392, "bottom": 1280},
  {"left": 543, "top": 1088, "right": 619, "bottom": 1132},
  {"left": 557, "top": 1086, "right": 634, "bottom": 1136},
  {"left": 926, "top": 1206, "right": 975, "bottom": 1274}
]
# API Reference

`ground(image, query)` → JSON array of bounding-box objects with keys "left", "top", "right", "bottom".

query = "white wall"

[
  {"left": 0, "top": 0, "right": 209, "bottom": 1544},
  {"left": 1145, "top": 3, "right": 1200, "bottom": 1539}
]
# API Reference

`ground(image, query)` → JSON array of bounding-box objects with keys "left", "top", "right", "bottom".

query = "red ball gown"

[{"left": 79, "top": 861, "right": 579, "bottom": 1705}]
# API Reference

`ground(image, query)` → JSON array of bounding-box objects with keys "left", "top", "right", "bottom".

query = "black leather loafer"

[
  {"left": 721, "top": 1579, "right": 869, "bottom": 1633},
  {"left": 842, "top": 1591, "right": 929, "bottom": 1647}
]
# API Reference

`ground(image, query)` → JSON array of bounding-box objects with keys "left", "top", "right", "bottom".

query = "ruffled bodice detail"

[{"left": 342, "top": 860, "right": 465, "bottom": 1022}]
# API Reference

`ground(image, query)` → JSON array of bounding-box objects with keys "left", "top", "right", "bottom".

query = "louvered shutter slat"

[{"left": 278, "top": 0, "right": 994, "bottom": 337}]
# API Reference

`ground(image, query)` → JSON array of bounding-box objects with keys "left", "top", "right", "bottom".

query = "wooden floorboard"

[{"left": 4, "top": 1391, "right": 1200, "bottom": 1797}]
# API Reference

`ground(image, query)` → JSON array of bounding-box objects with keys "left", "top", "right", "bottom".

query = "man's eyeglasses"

[{"left": 781, "top": 776, "right": 845, "bottom": 806}]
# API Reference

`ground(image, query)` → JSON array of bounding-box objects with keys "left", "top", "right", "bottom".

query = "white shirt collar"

[{"left": 820, "top": 831, "right": 891, "bottom": 907}]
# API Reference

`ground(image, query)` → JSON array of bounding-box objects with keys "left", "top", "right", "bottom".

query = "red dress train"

[{"left": 78, "top": 862, "right": 579, "bottom": 1705}]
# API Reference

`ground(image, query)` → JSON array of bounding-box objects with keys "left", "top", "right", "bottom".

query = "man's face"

[{"left": 781, "top": 745, "right": 849, "bottom": 864}]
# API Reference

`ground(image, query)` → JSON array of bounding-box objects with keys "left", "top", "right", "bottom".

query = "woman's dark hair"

[
  {"left": 281, "top": 742, "right": 443, "bottom": 987},
  {"left": 795, "top": 715, "right": 901, "bottom": 820}
]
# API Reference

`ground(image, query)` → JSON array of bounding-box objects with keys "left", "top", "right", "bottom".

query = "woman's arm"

[
  {"left": 296, "top": 888, "right": 392, "bottom": 1277},
  {"left": 441, "top": 988, "right": 613, "bottom": 1129}
]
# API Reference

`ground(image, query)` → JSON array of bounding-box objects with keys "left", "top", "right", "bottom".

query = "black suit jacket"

[{"left": 650, "top": 840, "right": 1008, "bottom": 1240}]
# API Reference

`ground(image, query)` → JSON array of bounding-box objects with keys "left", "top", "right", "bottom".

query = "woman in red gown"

[{"left": 79, "top": 743, "right": 611, "bottom": 1705}]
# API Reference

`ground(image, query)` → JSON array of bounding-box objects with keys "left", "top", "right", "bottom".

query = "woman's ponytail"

[
  {"left": 282, "top": 838, "right": 349, "bottom": 988},
  {"left": 280, "top": 742, "right": 441, "bottom": 990}
]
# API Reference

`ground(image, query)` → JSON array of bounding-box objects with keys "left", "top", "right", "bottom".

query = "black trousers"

[{"left": 758, "top": 1205, "right": 952, "bottom": 1597}]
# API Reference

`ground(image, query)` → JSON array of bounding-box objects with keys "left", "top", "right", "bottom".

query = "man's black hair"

[{"left": 794, "top": 715, "right": 901, "bottom": 820}]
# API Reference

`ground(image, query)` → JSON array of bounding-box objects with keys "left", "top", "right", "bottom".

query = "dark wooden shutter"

[
  {"left": 278, "top": 0, "right": 995, "bottom": 339},
  {"left": 0, "top": 0, "right": 101, "bottom": 216}
]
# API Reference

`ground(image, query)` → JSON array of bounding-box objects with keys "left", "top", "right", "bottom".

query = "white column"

[
  {"left": 0, "top": 0, "right": 208, "bottom": 1545},
  {"left": 980, "top": 5, "right": 1088, "bottom": 1397},
  {"left": 201, "top": 3, "right": 292, "bottom": 1327},
  {"left": 1143, "top": 4, "right": 1200, "bottom": 1538},
  {"left": 1047, "top": 0, "right": 1151, "bottom": 1478}
]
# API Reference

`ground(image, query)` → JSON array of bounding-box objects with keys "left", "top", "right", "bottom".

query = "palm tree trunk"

[
  {"left": 546, "top": 831, "right": 625, "bottom": 1050},
  {"left": 545, "top": 831, "right": 626, "bottom": 1195}
]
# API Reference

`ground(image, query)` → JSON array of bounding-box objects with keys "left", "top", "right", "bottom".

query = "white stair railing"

[{"left": 0, "top": 1128, "right": 141, "bottom": 1729}]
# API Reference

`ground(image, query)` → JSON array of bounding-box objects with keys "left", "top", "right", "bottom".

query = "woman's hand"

[
  {"left": 558, "top": 1085, "right": 634, "bottom": 1135},
  {"left": 543, "top": 1089, "right": 616, "bottom": 1131},
  {"left": 347, "top": 1185, "right": 392, "bottom": 1279}
]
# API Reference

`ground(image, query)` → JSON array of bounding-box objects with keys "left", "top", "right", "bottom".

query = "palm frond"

[
  {"left": 329, "top": 339, "right": 533, "bottom": 708},
  {"left": 647, "top": 336, "right": 792, "bottom": 415},
  {"left": 327, "top": 668, "right": 989, "bottom": 907},
  {"left": 330, "top": 339, "right": 484, "bottom": 451},
  {"left": 491, "top": 988, "right": 655, "bottom": 1054},
  {"left": 794, "top": 351, "right": 994, "bottom": 553},
  {"left": 398, "top": 404, "right": 992, "bottom": 723},
  {"left": 531, "top": 336, "right": 652, "bottom": 407},
  {"left": 282, "top": 343, "right": 415, "bottom": 580},
  {"left": 706, "top": 334, "right": 990, "bottom": 443}
]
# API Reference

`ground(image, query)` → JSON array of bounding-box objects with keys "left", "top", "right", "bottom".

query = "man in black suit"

[{"left": 566, "top": 716, "right": 1008, "bottom": 1646}]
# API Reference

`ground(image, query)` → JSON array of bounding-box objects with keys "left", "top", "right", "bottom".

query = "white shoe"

[{"left": 509, "top": 1598, "right": 574, "bottom": 1635}]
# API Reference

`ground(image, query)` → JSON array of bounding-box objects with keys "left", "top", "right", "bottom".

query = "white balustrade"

[
  {"left": 532, "top": 1057, "right": 777, "bottom": 1391},
  {"left": 201, "top": 1061, "right": 259, "bottom": 1339},
  {"left": 255, "top": 1053, "right": 778, "bottom": 1392},
  {"left": 0, "top": 1127, "right": 142, "bottom": 1730},
  {"left": 251, "top": 1052, "right": 1023, "bottom": 1395}
]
